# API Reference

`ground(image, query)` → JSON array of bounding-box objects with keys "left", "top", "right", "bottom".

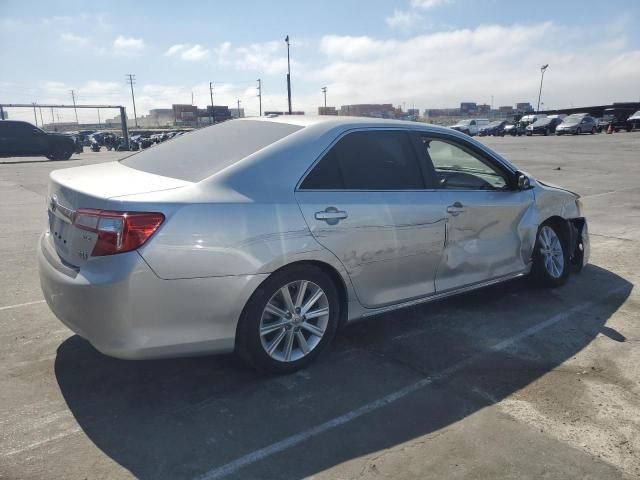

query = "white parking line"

[
  {"left": 0, "top": 300, "right": 45, "bottom": 312},
  {"left": 195, "top": 285, "right": 628, "bottom": 480}
]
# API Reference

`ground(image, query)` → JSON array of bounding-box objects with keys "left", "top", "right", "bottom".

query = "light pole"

[
  {"left": 537, "top": 64, "right": 549, "bottom": 113},
  {"left": 237, "top": 99, "right": 241, "bottom": 118},
  {"left": 257, "top": 79, "right": 262, "bottom": 116},
  {"left": 322, "top": 86, "right": 327, "bottom": 109},
  {"left": 209, "top": 82, "right": 214, "bottom": 124},
  {"left": 285, "top": 35, "right": 292, "bottom": 114}
]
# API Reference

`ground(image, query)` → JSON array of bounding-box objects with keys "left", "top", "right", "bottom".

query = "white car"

[{"left": 449, "top": 119, "right": 489, "bottom": 136}]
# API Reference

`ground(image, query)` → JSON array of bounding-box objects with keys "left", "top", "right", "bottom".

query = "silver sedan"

[{"left": 38, "top": 117, "right": 589, "bottom": 373}]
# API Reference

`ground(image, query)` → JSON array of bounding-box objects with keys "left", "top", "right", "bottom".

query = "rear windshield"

[{"left": 121, "top": 120, "right": 302, "bottom": 182}]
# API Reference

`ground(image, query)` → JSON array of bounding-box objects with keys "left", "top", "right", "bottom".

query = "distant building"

[
  {"left": 199, "top": 106, "right": 232, "bottom": 124},
  {"left": 318, "top": 106, "right": 338, "bottom": 115},
  {"left": 173, "top": 104, "right": 198, "bottom": 123},
  {"left": 407, "top": 108, "right": 420, "bottom": 117},
  {"left": 516, "top": 102, "right": 534, "bottom": 113},
  {"left": 499, "top": 106, "right": 515, "bottom": 114},
  {"left": 229, "top": 108, "right": 245, "bottom": 119},
  {"left": 424, "top": 108, "right": 459, "bottom": 118},
  {"left": 339, "top": 104, "right": 397, "bottom": 118},
  {"left": 477, "top": 104, "right": 490, "bottom": 115},
  {"left": 460, "top": 102, "right": 477, "bottom": 114}
]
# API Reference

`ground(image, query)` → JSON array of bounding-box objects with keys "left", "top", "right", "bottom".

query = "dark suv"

[{"left": 0, "top": 120, "right": 76, "bottom": 160}]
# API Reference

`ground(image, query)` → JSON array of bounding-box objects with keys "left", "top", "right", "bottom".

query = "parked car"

[
  {"left": 602, "top": 107, "right": 633, "bottom": 133},
  {"left": 555, "top": 115, "right": 597, "bottom": 135},
  {"left": 0, "top": 120, "right": 76, "bottom": 160},
  {"left": 450, "top": 118, "right": 489, "bottom": 136},
  {"left": 519, "top": 114, "right": 546, "bottom": 127},
  {"left": 627, "top": 110, "right": 640, "bottom": 131},
  {"left": 478, "top": 120, "right": 507, "bottom": 136},
  {"left": 504, "top": 122, "right": 525, "bottom": 136},
  {"left": 38, "top": 117, "right": 589, "bottom": 373},
  {"left": 525, "top": 117, "right": 563, "bottom": 136}
]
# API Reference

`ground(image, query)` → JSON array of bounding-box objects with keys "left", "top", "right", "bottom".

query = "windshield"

[
  {"left": 533, "top": 118, "right": 551, "bottom": 126},
  {"left": 121, "top": 120, "right": 303, "bottom": 182},
  {"left": 563, "top": 116, "right": 582, "bottom": 125},
  {"left": 486, "top": 121, "right": 502, "bottom": 127},
  {"left": 458, "top": 120, "right": 472, "bottom": 125}
]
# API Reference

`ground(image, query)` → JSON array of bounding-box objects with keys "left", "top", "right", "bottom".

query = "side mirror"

[{"left": 517, "top": 173, "right": 531, "bottom": 190}]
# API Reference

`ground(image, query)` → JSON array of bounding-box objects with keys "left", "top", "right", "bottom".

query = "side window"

[
  {"left": 300, "top": 130, "right": 425, "bottom": 190},
  {"left": 421, "top": 137, "right": 509, "bottom": 191}
]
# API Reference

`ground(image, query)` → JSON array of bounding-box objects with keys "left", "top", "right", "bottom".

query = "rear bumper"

[{"left": 38, "top": 233, "right": 267, "bottom": 359}]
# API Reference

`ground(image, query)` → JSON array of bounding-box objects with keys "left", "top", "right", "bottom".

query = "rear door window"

[
  {"left": 300, "top": 130, "right": 425, "bottom": 190},
  {"left": 121, "top": 120, "right": 302, "bottom": 182}
]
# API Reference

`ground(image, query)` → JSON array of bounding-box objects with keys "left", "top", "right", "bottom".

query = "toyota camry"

[{"left": 38, "top": 116, "right": 589, "bottom": 373}]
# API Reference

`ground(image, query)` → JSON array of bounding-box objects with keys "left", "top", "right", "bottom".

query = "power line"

[{"left": 126, "top": 74, "right": 138, "bottom": 127}]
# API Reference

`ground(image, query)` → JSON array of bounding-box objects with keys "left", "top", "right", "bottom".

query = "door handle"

[
  {"left": 446, "top": 202, "right": 465, "bottom": 216},
  {"left": 315, "top": 207, "right": 348, "bottom": 225}
]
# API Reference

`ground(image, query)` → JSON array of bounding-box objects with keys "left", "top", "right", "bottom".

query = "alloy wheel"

[
  {"left": 259, "top": 280, "right": 330, "bottom": 362},
  {"left": 539, "top": 226, "right": 564, "bottom": 279}
]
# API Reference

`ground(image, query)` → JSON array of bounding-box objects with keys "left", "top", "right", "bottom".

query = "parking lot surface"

[{"left": 1, "top": 133, "right": 639, "bottom": 479}]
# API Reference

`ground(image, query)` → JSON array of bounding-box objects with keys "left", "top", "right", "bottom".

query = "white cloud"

[
  {"left": 411, "top": 0, "right": 452, "bottom": 9},
  {"left": 164, "top": 43, "right": 210, "bottom": 61},
  {"left": 60, "top": 32, "right": 90, "bottom": 47},
  {"left": 182, "top": 44, "right": 210, "bottom": 61},
  {"left": 113, "top": 35, "right": 145, "bottom": 55},
  {"left": 311, "top": 22, "right": 640, "bottom": 112},
  {"left": 386, "top": 10, "right": 423, "bottom": 30}
]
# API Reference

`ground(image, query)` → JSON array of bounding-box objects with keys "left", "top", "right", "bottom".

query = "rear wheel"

[
  {"left": 48, "top": 147, "right": 72, "bottom": 160},
  {"left": 544, "top": 128, "right": 550, "bottom": 136},
  {"left": 591, "top": 127, "right": 596, "bottom": 134},
  {"left": 531, "top": 222, "right": 570, "bottom": 287},
  {"left": 236, "top": 264, "right": 340, "bottom": 374},
  {"left": 576, "top": 127, "right": 582, "bottom": 135}
]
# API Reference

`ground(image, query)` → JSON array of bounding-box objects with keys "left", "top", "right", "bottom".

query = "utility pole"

[
  {"left": 50, "top": 107, "right": 55, "bottom": 128},
  {"left": 237, "top": 99, "right": 241, "bottom": 118},
  {"left": 32, "top": 102, "right": 38, "bottom": 126},
  {"left": 537, "top": 64, "right": 549, "bottom": 114},
  {"left": 285, "top": 35, "right": 292, "bottom": 114},
  {"left": 97, "top": 108, "right": 101, "bottom": 127},
  {"left": 38, "top": 106, "right": 44, "bottom": 128},
  {"left": 69, "top": 90, "right": 79, "bottom": 124},
  {"left": 191, "top": 91, "right": 194, "bottom": 105},
  {"left": 322, "top": 86, "right": 327, "bottom": 109},
  {"left": 257, "top": 79, "right": 262, "bottom": 116},
  {"left": 126, "top": 74, "right": 138, "bottom": 127},
  {"left": 209, "top": 82, "right": 214, "bottom": 124}
]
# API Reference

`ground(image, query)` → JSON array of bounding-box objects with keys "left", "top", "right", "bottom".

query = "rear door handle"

[
  {"left": 315, "top": 207, "right": 348, "bottom": 225},
  {"left": 446, "top": 202, "right": 466, "bottom": 216}
]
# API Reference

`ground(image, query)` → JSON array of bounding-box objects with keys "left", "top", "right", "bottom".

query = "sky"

[{"left": 1, "top": 0, "right": 639, "bottom": 123}]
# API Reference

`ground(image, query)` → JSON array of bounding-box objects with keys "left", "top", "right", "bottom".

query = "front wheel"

[
  {"left": 236, "top": 264, "right": 340, "bottom": 374},
  {"left": 575, "top": 128, "right": 582, "bottom": 135},
  {"left": 591, "top": 127, "right": 596, "bottom": 134},
  {"left": 531, "top": 223, "right": 569, "bottom": 287}
]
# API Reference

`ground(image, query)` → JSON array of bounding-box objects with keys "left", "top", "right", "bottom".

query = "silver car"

[{"left": 38, "top": 117, "right": 589, "bottom": 373}]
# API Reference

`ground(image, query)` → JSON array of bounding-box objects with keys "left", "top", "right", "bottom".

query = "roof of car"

[{"left": 243, "top": 114, "right": 449, "bottom": 132}]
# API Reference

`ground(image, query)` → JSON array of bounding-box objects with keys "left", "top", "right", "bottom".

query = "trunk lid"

[{"left": 46, "top": 161, "right": 190, "bottom": 267}]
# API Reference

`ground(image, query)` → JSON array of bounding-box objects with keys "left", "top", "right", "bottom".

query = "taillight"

[{"left": 74, "top": 209, "right": 164, "bottom": 256}]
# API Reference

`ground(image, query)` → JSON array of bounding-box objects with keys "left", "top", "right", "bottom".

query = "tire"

[
  {"left": 575, "top": 128, "right": 582, "bottom": 135},
  {"left": 544, "top": 128, "right": 549, "bottom": 136},
  {"left": 591, "top": 127, "right": 596, "bottom": 134},
  {"left": 530, "top": 222, "right": 570, "bottom": 288},
  {"left": 236, "top": 264, "right": 340, "bottom": 374},
  {"left": 49, "top": 147, "right": 72, "bottom": 161}
]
